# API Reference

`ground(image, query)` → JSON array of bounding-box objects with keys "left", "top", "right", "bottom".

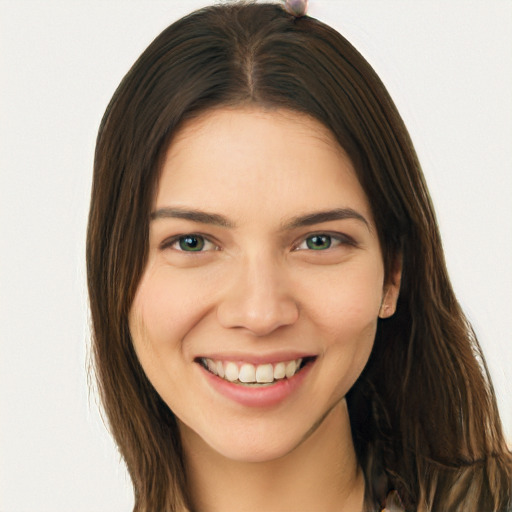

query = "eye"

[
  {"left": 294, "top": 233, "right": 355, "bottom": 251},
  {"left": 164, "top": 234, "right": 218, "bottom": 252},
  {"left": 305, "top": 234, "right": 333, "bottom": 250}
]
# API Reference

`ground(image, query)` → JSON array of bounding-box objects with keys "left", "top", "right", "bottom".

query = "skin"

[{"left": 129, "top": 106, "right": 400, "bottom": 512}]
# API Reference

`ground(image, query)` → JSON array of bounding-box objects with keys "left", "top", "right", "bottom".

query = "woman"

[{"left": 86, "top": 2, "right": 512, "bottom": 511}]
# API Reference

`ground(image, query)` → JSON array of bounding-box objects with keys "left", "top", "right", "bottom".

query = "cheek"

[
  {"left": 301, "top": 261, "right": 384, "bottom": 341},
  {"left": 298, "top": 261, "right": 383, "bottom": 396},
  {"left": 318, "top": 289, "right": 379, "bottom": 373},
  {"left": 129, "top": 266, "right": 215, "bottom": 356},
  {"left": 128, "top": 266, "right": 217, "bottom": 409}
]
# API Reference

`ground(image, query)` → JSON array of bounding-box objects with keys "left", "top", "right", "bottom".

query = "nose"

[{"left": 216, "top": 255, "right": 299, "bottom": 336}]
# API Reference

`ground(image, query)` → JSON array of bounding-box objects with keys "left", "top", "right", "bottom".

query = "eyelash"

[{"left": 161, "top": 232, "right": 356, "bottom": 253}]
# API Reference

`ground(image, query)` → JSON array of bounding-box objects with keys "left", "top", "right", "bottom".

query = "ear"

[{"left": 379, "top": 255, "right": 402, "bottom": 319}]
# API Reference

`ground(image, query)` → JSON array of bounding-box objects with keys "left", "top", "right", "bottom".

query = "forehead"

[
  {"left": 156, "top": 106, "right": 373, "bottom": 226},
  {"left": 170, "top": 106, "right": 343, "bottom": 157}
]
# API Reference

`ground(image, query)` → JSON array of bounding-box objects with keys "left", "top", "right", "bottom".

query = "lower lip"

[{"left": 199, "top": 360, "right": 315, "bottom": 408}]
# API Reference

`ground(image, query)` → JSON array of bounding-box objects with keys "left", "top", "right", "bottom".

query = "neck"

[{"left": 181, "top": 399, "right": 364, "bottom": 512}]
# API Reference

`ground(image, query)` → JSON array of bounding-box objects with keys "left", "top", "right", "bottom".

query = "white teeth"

[
  {"left": 207, "top": 359, "right": 217, "bottom": 374},
  {"left": 256, "top": 363, "right": 274, "bottom": 383},
  {"left": 239, "top": 364, "right": 256, "bottom": 383},
  {"left": 215, "top": 360, "right": 225, "bottom": 378},
  {"left": 285, "top": 360, "right": 297, "bottom": 378},
  {"left": 225, "top": 362, "right": 239, "bottom": 382},
  {"left": 201, "top": 357, "right": 307, "bottom": 383},
  {"left": 273, "top": 362, "right": 286, "bottom": 380}
]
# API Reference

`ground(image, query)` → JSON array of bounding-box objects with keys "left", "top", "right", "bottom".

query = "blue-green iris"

[
  {"left": 179, "top": 235, "right": 205, "bottom": 251},
  {"left": 306, "top": 235, "right": 331, "bottom": 250}
]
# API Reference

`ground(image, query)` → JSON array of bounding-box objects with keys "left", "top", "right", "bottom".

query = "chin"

[
  {"left": 180, "top": 397, "right": 341, "bottom": 466},
  {"left": 207, "top": 428, "right": 307, "bottom": 464}
]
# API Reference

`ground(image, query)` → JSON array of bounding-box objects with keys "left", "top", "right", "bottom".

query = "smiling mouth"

[{"left": 196, "top": 357, "right": 315, "bottom": 386}]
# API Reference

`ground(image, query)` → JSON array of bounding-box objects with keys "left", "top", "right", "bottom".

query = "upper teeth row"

[{"left": 201, "top": 358, "right": 303, "bottom": 383}]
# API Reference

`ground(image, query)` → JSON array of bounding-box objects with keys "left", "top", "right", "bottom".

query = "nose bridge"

[{"left": 216, "top": 250, "right": 299, "bottom": 335}]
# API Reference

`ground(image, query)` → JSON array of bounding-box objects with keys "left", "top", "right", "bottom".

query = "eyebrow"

[
  {"left": 282, "top": 208, "right": 370, "bottom": 231},
  {"left": 151, "top": 206, "right": 369, "bottom": 231},
  {"left": 150, "top": 207, "right": 235, "bottom": 227}
]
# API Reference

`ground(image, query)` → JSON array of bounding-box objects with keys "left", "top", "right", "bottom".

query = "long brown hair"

[{"left": 86, "top": 3, "right": 512, "bottom": 511}]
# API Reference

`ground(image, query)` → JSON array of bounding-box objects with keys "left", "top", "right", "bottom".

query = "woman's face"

[{"left": 129, "top": 107, "right": 399, "bottom": 463}]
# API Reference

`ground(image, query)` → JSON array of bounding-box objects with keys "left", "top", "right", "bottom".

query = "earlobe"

[
  {"left": 379, "top": 256, "right": 402, "bottom": 319},
  {"left": 378, "top": 297, "right": 397, "bottom": 318}
]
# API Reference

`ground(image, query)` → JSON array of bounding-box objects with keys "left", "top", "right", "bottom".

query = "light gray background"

[{"left": 1, "top": 1, "right": 510, "bottom": 510}]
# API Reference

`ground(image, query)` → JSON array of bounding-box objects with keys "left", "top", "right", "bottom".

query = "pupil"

[{"left": 308, "top": 235, "right": 330, "bottom": 250}]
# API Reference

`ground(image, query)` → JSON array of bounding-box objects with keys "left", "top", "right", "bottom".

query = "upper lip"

[{"left": 194, "top": 351, "right": 316, "bottom": 365}]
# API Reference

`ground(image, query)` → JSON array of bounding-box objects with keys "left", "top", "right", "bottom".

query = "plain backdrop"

[{"left": 1, "top": 1, "right": 511, "bottom": 510}]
